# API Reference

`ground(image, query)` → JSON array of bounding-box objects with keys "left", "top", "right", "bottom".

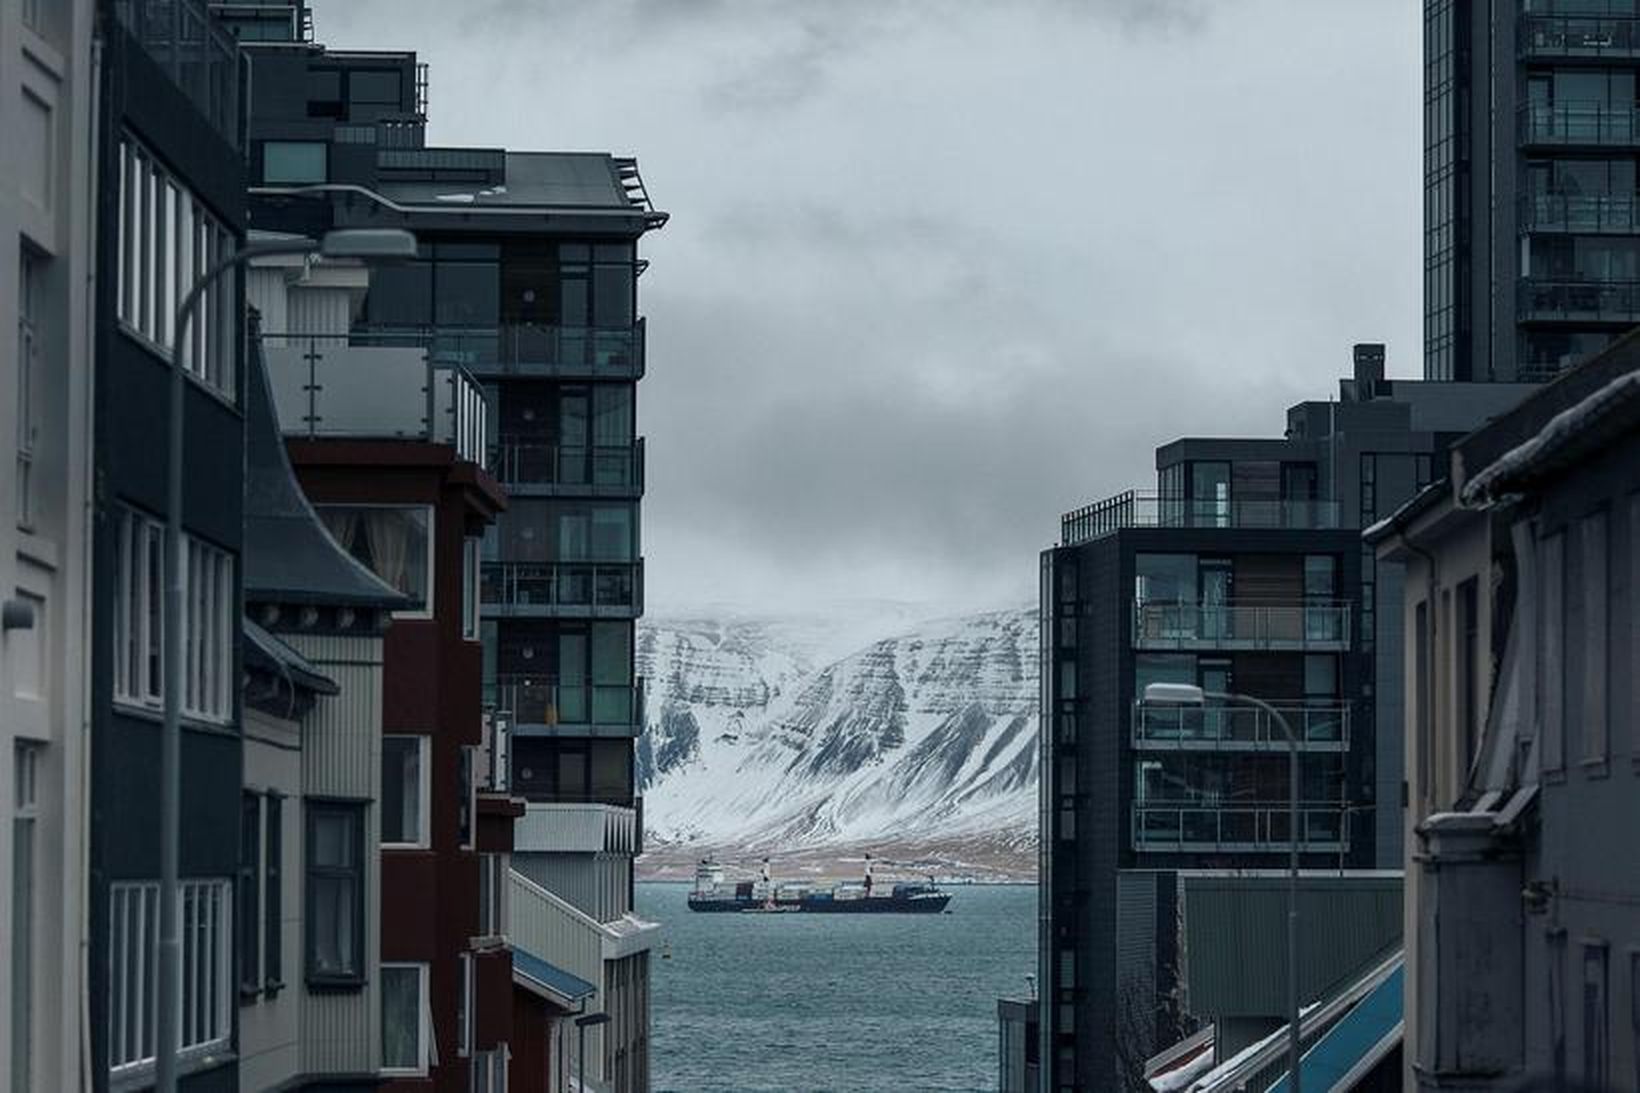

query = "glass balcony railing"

[
  {"left": 261, "top": 333, "right": 487, "bottom": 464},
  {"left": 1518, "top": 278, "right": 1640, "bottom": 322},
  {"left": 489, "top": 439, "right": 645, "bottom": 496},
  {"left": 113, "top": 0, "right": 243, "bottom": 148},
  {"left": 1131, "top": 700, "right": 1350, "bottom": 751},
  {"left": 1519, "top": 192, "right": 1640, "bottom": 234},
  {"left": 480, "top": 561, "right": 643, "bottom": 617},
  {"left": 351, "top": 319, "right": 646, "bottom": 379},
  {"left": 488, "top": 676, "right": 645, "bottom": 735},
  {"left": 1519, "top": 101, "right": 1640, "bottom": 146},
  {"left": 1132, "top": 601, "right": 1351, "bottom": 651},
  {"left": 1132, "top": 802, "right": 1349, "bottom": 853},
  {"left": 1519, "top": 13, "right": 1640, "bottom": 59},
  {"left": 1061, "top": 491, "right": 1339, "bottom": 546}
]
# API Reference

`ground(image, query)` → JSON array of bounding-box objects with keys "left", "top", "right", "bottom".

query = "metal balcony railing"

[
  {"left": 113, "top": 0, "right": 243, "bottom": 148},
  {"left": 1519, "top": 192, "right": 1640, "bottom": 234},
  {"left": 1131, "top": 700, "right": 1350, "bottom": 752},
  {"left": 489, "top": 439, "right": 645, "bottom": 496},
  {"left": 1519, "top": 100, "right": 1640, "bottom": 147},
  {"left": 1132, "top": 802, "right": 1349, "bottom": 852},
  {"left": 478, "top": 708, "right": 511, "bottom": 794},
  {"left": 1519, "top": 13, "right": 1640, "bottom": 59},
  {"left": 350, "top": 319, "right": 646, "bottom": 379},
  {"left": 1061, "top": 491, "right": 1339, "bottom": 546},
  {"left": 261, "top": 333, "right": 487, "bottom": 464},
  {"left": 1132, "top": 601, "right": 1352, "bottom": 651},
  {"left": 481, "top": 561, "right": 643, "bottom": 618},
  {"left": 513, "top": 801, "right": 640, "bottom": 855},
  {"left": 1517, "top": 278, "right": 1640, "bottom": 322},
  {"left": 488, "top": 676, "right": 645, "bottom": 736}
]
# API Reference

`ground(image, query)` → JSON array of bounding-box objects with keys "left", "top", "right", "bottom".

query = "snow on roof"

[{"left": 1462, "top": 369, "right": 1640, "bottom": 506}]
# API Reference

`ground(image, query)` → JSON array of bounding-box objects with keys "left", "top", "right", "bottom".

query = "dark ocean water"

[{"left": 640, "top": 881, "right": 1037, "bottom": 1093}]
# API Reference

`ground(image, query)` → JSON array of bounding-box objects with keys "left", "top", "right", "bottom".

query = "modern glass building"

[{"left": 1427, "top": 0, "right": 1640, "bottom": 381}]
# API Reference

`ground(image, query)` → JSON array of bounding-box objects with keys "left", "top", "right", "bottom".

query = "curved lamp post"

[
  {"left": 156, "top": 228, "right": 416, "bottom": 1092},
  {"left": 1143, "top": 681, "right": 1304, "bottom": 1093}
]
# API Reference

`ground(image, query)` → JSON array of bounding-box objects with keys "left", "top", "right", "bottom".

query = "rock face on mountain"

[{"left": 635, "top": 607, "right": 1039, "bottom": 858}]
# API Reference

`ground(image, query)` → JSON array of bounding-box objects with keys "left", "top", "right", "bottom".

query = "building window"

[
  {"left": 108, "top": 879, "right": 233, "bottom": 1075},
  {"left": 382, "top": 736, "right": 429, "bottom": 847},
  {"left": 12, "top": 743, "right": 40, "bottom": 1092},
  {"left": 457, "top": 952, "right": 473, "bottom": 1057},
  {"left": 16, "top": 249, "right": 41, "bottom": 530},
  {"left": 458, "top": 746, "right": 475, "bottom": 849},
  {"left": 463, "top": 537, "right": 482, "bottom": 640},
  {"left": 317, "top": 505, "right": 433, "bottom": 615},
  {"left": 1415, "top": 600, "right": 1431, "bottom": 804},
  {"left": 115, "top": 136, "right": 237, "bottom": 400},
  {"left": 477, "top": 853, "right": 507, "bottom": 940},
  {"left": 306, "top": 802, "right": 364, "bottom": 985},
  {"left": 1542, "top": 531, "right": 1566, "bottom": 773},
  {"left": 1584, "top": 942, "right": 1609, "bottom": 1088},
  {"left": 112, "top": 509, "right": 235, "bottom": 722},
  {"left": 265, "top": 792, "right": 283, "bottom": 992},
  {"left": 381, "top": 962, "right": 430, "bottom": 1075},
  {"left": 239, "top": 793, "right": 262, "bottom": 994},
  {"left": 261, "top": 140, "right": 327, "bottom": 184},
  {"left": 471, "top": 1045, "right": 509, "bottom": 1092},
  {"left": 1580, "top": 511, "right": 1609, "bottom": 765},
  {"left": 1456, "top": 578, "right": 1479, "bottom": 773}
]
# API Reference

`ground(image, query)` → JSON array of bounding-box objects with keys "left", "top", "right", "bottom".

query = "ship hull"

[{"left": 687, "top": 893, "right": 951, "bottom": 914}]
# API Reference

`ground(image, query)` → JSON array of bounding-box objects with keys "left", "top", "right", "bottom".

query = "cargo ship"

[{"left": 687, "top": 855, "right": 951, "bottom": 914}]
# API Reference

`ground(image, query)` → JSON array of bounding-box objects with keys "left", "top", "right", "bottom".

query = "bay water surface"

[{"left": 640, "top": 881, "right": 1036, "bottom": 1093}]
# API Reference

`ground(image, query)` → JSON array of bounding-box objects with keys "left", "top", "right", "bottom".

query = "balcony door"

[{"left": 1199, "top": 559, "right": 1233, "bottom": 640}]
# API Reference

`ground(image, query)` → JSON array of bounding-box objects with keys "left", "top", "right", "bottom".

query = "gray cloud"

[{"left": 309, "top": 0, "right": 1419, "bottom": 613}]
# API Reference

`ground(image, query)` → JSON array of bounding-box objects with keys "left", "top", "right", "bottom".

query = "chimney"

[{"left": 1353, "top": 343, "right": 1386, "bottom": 400}]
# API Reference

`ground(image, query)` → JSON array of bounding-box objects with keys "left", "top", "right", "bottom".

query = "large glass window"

[
  {"left": 318, "top": 505, "right": 433, "bottom": 615},
  {"left": 497, "top": 501, "right": 636, "bottom": 563},
  {"left": 306, "top": 802, "right": 364, "bottom": 985},
  {"left": 434, "top": 244, "right": 500, "bottom": 327},
  {"left": 348, "top": 68, "right": 405, "bottom": 123},
  {"left": 1135, "top": 554, "right": 1196, "bottom": 605},
  {"left": 1189, "top": 462, "right": 1231, "bottom": 526},
  {"left": 107, "top": 879, "right": 232, "bottom": 1075},
  {"left": 381, "top": 963, "right": 429, "bottom": 1074},
  {"left": 382, "top": 737, "right": 429, "bottom": 847},
  {"left": 262, "top": 141, "right": 327, "bottom": 184}
]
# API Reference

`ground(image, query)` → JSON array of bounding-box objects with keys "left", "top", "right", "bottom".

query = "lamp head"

[
  {"left": 317, "top": 228, "right": 418, "bottom": 262},
  {"left": 1143, "top": 682, "right": 1206, "bottom": 706}
]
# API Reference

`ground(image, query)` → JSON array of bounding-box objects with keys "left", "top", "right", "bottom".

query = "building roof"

[
  {"left": 242, "top": 619, "right": 339, "bottom": 695},
  {"left": 374, "top": 151, "right": 662, "bottom": 214},
  {"left": 243, "top": 325, "right": 410, "bottom": 610},
  {"left": 512, "top": 946, "right": 597, "bottom": 1007}
]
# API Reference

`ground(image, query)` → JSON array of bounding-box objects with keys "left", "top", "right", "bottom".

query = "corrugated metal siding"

[
  {"left": 287, "top": 286, "right": 353, "bottom": 338},
  {"left": 285, "top": 633, "right": 384, "bottom": 1077},
  {"left": 1115, "top": 871, "right": 1160, "bottom": 1055},
  {"left": 1182, "top": 875, "right": 1402, "bottom": 1018},
  {"left": 511, "top": 871, "right": 608, "bottom": 1084},
  {"left": 247, "top": 268, "right": 289, "bottom": 336},
  {"left": 513, "top": 852, "right": 631, "bottom": 923},
  {"left": 514, "top": 802, "right": 636, "bottom": 855}
]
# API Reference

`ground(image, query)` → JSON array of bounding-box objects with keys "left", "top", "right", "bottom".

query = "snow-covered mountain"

[{"left": 634, "top": 606, "right": 1039, "bottom": 859}]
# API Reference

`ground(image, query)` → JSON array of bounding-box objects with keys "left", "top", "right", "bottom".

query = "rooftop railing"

[
  {"left": 1517, "top": 278, "right": 1640, "bottom": 323},
  {"left": 488, "top": 676, "right": 645, "bottom": 737},
  {"left": 1519, "top": 100, "right": 1640, "bottom": 147},
  {"left": 1519, "top": 12, "right": 1640, "bottom": 58},
  {"left": 1061, "top": 491, "right": 1339, "bottom": 546},
  {"left": 1131, "top": 700, "right": 1350, "bottom": 752},
  {"left": 1132, "top": 600, "right": 1352, "bottom": 651},
  {"left": 1519, "top": 192, "right": 1640, "bottom": 234},
  {"left": 480, "top": 561, "right": 644, "bottom": 619},
  {"left": 489, "top": 439, "right": 645, "bottom": 496},
  {"left": 261, "top": 333, "right": 487, "bottom": 464},
  {"left": 113, "top": 0, "right": 243, "bottom": 147},
  {"left": 1132, "top": 802, "right": 1349, "bottom": 853},
  {"left": 350, "top": 319, "right": 646, "bottom": 379}
]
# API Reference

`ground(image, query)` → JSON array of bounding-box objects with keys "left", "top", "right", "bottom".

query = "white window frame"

[
  {"left": 457, "top": 951, "right": 473, "bottom": 1057},
  {"left": 462, "top": 537, "right": 481, "bottom": 640},
  {"left": 380, "top": 962, "right": 431, "bottom": 1076},
  {"left": 16, "top": 249, "right": 40, "bottom": 531},
  {"left": 108, "top": 878, "right": 233, "bottom": 1077},
  {"left": 114, "top": 134, "right": 237, "bottom": 402},
  {"left": 112, "top": 508, "right": 234, "bottom": 724},
  {"left": 471, "top": 1044, "right": 509, "bottom": 1092},
  {"left": 381, "top": 735, "right": 430, "bottom": 849},
  {"left": 476, "top": 853, "right": 508, "bottom": 943}
]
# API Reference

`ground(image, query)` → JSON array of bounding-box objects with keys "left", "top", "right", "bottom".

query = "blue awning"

[
  {"left": 1267, "top": 962, "right": 1404, "bottom": 1093},
  {"left": 513, "top": 947, "right": 596, "bottom": 1007}
]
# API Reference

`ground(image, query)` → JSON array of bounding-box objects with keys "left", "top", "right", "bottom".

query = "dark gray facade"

[
  {"left": 1037, "top": 347, "right": 1533, "bottom": 1090},
  {"left": 1426, "top": 0, "right": 1640, "bottom": 382}
]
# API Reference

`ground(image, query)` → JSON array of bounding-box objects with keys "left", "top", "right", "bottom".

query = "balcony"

[
  {"left": 351, "top": 319, "right": 646, "bottom": 380},
  {"left": 1132, "top": 601, "right": 1351, "bottom": 651},
  {"left": 1131, "top": 700, "right": 1350, "bottom": 752},
  {"left": 112, "top": 0, "right": 242, "bottom": 148},
  {"left": 1519, "top": 192, "right": 1640, "bottom": 235},
  {"left": 481, "top": 561, "right": 644, "bottom": 619},
  {"left": 1061, "top": 491, "right": 1339, "bottom": 547},
  {"left": 1132, "top": 802, "right": 1349, "bottom": 853},
  {"left": 1519, "top": 101, "right": 1640, "bottom": 147},
  {"left": 514, "top": 801, "right": 640, "bottom": 856},
  {"left": 1519, "top": 13, "right": 1640, "bottom": 59},
  {"left": 477, "top": 709, "right": 511, "bottom": 794},
  {"left": 490, "top": 439, "right": 645, "bottom": 497},
  {"left": 1518, "top": 278, "right": 1640, "bottom": 323},
  {"left": 262, "top": 333, "right": 487, "bottom": 464},
  {"left": 489, "top": 676, "right": 645, "bottom": 737}
]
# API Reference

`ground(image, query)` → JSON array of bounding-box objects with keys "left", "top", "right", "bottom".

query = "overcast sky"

[{"left": 316, "top": 0, "right": 1422, "bottom": 616}]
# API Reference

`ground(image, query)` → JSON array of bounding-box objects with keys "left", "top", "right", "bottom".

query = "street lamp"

[
  {"left": 1143, "top": 682, "right": 1304, "bottom": 1093},
  {"left": 155, "top": 228, "right": 416, "bottom": 1093},
  {"left": 575, "top": 1011, "right": 611, "bottom": 1092}
]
